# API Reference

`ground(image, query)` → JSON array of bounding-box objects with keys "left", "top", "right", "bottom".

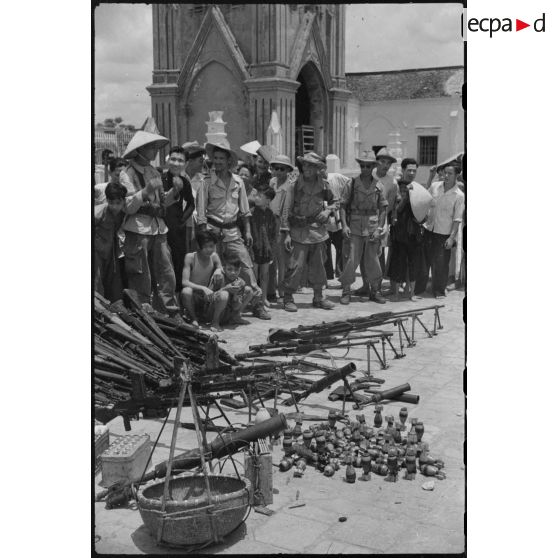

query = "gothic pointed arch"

[{"left": 177, "top": 6, "right": 250, "bottom": 97}]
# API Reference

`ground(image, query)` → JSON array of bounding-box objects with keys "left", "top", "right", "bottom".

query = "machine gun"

[
  {"left": 281, "top": 363, "right": 357, "bottom": 406},
  {"left": 267, "top": 305, "right": 444, "bottom": 343},
  {"left": 235, "top": 338, "right": 381, "bottom": 360}
]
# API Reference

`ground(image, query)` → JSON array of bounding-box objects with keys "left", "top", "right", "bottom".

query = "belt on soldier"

[
  {"left": 349, "top": 209, "right": 377, "bottom": 216},
  {"left": 207, "top": 216, "right": 238, "bottom": 229}
]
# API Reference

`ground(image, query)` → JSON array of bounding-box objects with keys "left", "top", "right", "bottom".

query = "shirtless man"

[{"left": 180, "top": 230, "right": 228, "bottom": 331}]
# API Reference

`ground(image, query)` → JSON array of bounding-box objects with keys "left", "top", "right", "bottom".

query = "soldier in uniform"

[
  {"left": 196, "top": 139, "right": 271, "bottom": 320},
  {"left": 353, "top": 147, "right": 399, "bottom": 297},
  {"left": 280, "top": 152, "right": 338, "bottom": 312},
  {"left": 339, "top": 152, "right": 388, "bottom": 305},
  {"left": 119, "top": 131, "right": 183, "bottom": 319}
]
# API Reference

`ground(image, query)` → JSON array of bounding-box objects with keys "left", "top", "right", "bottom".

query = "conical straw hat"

[
  {"left": 409, "top": 182, "right": 433, "bottom": 223},
  {"left": 240, "top": 140, "right": 262, "bottom": 156},
  {"left": 122, "top": 131, "right": 169, "bottom": 159}
]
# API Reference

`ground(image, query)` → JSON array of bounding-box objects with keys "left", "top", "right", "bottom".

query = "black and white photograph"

[{"left": 93, "top": 3, "right": 465, "bottom": 554}]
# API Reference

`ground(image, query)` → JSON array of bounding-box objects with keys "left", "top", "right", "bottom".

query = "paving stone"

[
  {"left": 253, "top": 513, "right": 330, "bottom": 551},
  {"left": 309, "top": 538, "right": 381, "bottom": 554},
  {"left": 385, "top": 524, "right": 464, "bottom": 554},
  {"left": 326, "top": 511, "right": 410, "bottom": 551}
]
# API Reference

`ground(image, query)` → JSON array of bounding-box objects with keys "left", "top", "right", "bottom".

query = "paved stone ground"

[{"left": 94, "top": 278, "right": 465, "bottom": 555}]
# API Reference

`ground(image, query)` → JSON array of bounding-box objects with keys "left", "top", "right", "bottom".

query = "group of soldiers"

[{"left": 94, "top": 129, "right": 464, "bottom": 328}]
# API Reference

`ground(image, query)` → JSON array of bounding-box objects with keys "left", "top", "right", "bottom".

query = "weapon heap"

[
  {"left": 94, "top": 290, "right": 239, "bottom": 408},
  {"left": 94, "top": 290, "right": 364, "bottom": 427},
  {"left": 236, "top": 305, "right": 444, "bottom": 363},
  {"left": 95, "top": 290, "right": 442, "bottom": 428}
]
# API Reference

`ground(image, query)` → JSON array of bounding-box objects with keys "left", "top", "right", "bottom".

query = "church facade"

[{"left": 147, "top": 4, "right": 351, "bottom": 165}]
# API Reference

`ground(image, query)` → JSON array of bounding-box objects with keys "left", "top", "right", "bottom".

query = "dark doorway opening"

[
  {"left": 295, "top": 63, "right": 326, "bottom": 157},
  {"left": 296, "top": 79, "right": 311, "bottom": 128}
]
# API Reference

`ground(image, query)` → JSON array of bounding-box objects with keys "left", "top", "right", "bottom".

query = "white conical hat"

[
  {"left": 240, "top": 140, "right": 262, "bottom": 156},
  {"left": 122, "top": 130, "right": 169, "bottom": 159},
  {"left": 409, "top": 182, "right": 433, "bottom": 223}
]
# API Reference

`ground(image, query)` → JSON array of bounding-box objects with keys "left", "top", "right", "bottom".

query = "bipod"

[
  {"left": 365, "top": 339, "right": 388, "bottom": 371},
  {"left": 395, "top": 317, "right": 415, "bottom": 348},
  {"left": 409, "top": 305, "right": 445, "bottom": 340},
  {"left": 341, "top": 375, "right": 361, "bottom": 413}
]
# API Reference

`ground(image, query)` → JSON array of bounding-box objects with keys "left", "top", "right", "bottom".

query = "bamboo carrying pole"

[
  {"left": 186, "top": 368, "right": 221, "bottom": 544},
  {"left": 160, "top": 377, "right": 188, "bottom": 514}
]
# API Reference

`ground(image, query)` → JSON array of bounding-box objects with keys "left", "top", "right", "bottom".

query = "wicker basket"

[{"left": 137, "top": 472, "right": 251, "bottom": 547}]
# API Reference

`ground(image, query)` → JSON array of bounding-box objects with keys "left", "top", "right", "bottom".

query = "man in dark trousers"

[
  {"left": 423, "top": 163, "right": 465, "bottom": 298},
  {"left": 162, "top": 146, "right": 195, "bottom": 291},
  {"left": 119, "top": 131, "right": 182, "bottom": 319}
]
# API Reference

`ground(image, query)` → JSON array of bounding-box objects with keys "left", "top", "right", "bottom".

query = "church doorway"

[{"left": 295, "top": 62, "right": 327, "bottom": 158}]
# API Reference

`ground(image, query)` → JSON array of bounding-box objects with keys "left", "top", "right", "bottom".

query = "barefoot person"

[
  {"left": 180, "top": 230, "right": 228, "bottom": 331},
  {"left": 251, "top": 187, "right": 278, "bottom": 307},
  {"left": 217, "top": 257, "right": 254, "bottom": 326}
]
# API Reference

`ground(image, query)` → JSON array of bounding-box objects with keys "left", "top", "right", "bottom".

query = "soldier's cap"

[
  {"left": 182, "top": 141, "right": 206, "bottom": 159},
  {"left": 122, "top": 131, "right": 169, "bottom": 159},
  {"left": 296, "top": 152, "right": 327, "bottom": 168}
]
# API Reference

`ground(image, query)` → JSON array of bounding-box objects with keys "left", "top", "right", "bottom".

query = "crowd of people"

[{"left": 94, "top": 130, "right": 465, "bottom": 332}]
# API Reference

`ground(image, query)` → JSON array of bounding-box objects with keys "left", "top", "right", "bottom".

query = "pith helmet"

[
  {"left": 296, "top": 152, "right": 327, "bottom": 168},
  {"left": 205, "top": 139, "right": 238, "bottom": 163},
  {"left": 355, "top": 152, "right": 378, "bottom": 165},
  {"left": 375, "top": 147, "right": 397, "bottom": 164},
  {"left": 269, "top": 154, "right": 295, "bottom": 171}
]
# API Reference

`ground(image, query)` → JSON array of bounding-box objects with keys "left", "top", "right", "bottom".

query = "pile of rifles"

[
  {"left": 94, "top": 289, "right": 240, "bottom": 407},
  {"left": 95, "top": 289, "right": 441, "bottom": 423}
]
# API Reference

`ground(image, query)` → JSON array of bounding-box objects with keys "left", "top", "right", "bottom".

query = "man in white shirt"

[{"left": 424, "top": 163, "right": 465, "bottom": 298}]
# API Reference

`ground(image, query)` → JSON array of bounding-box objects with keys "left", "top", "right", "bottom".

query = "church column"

[
  {"left": 245, "top": 78, "right": 300, "bottom": 161},
  {"left": 146, "top": 83, "right": 180, "bottom": 159},
  {"left": 329, "top": 88, "right": 351, "bottom": 166}
]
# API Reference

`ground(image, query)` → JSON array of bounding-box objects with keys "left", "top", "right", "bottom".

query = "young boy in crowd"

[
  {"left": 250, "top": 187, "right": 278, "bottom": 307},
  {"left": 94, "top": 183, "right": 127, "bottom": 302},
  {"left": 94, "top": 157, "right": 127, "bottom": 205},
  {"left": 180, "top": 230, "right": 228, "bottom": 332},
  {"left": 214, "top": 257, "right": 254, "bottom": 326}
]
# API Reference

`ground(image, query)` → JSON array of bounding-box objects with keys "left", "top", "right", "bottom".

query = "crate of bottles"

[{"left": 100, "top": 434, "right": 151, "bottom": 488}]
